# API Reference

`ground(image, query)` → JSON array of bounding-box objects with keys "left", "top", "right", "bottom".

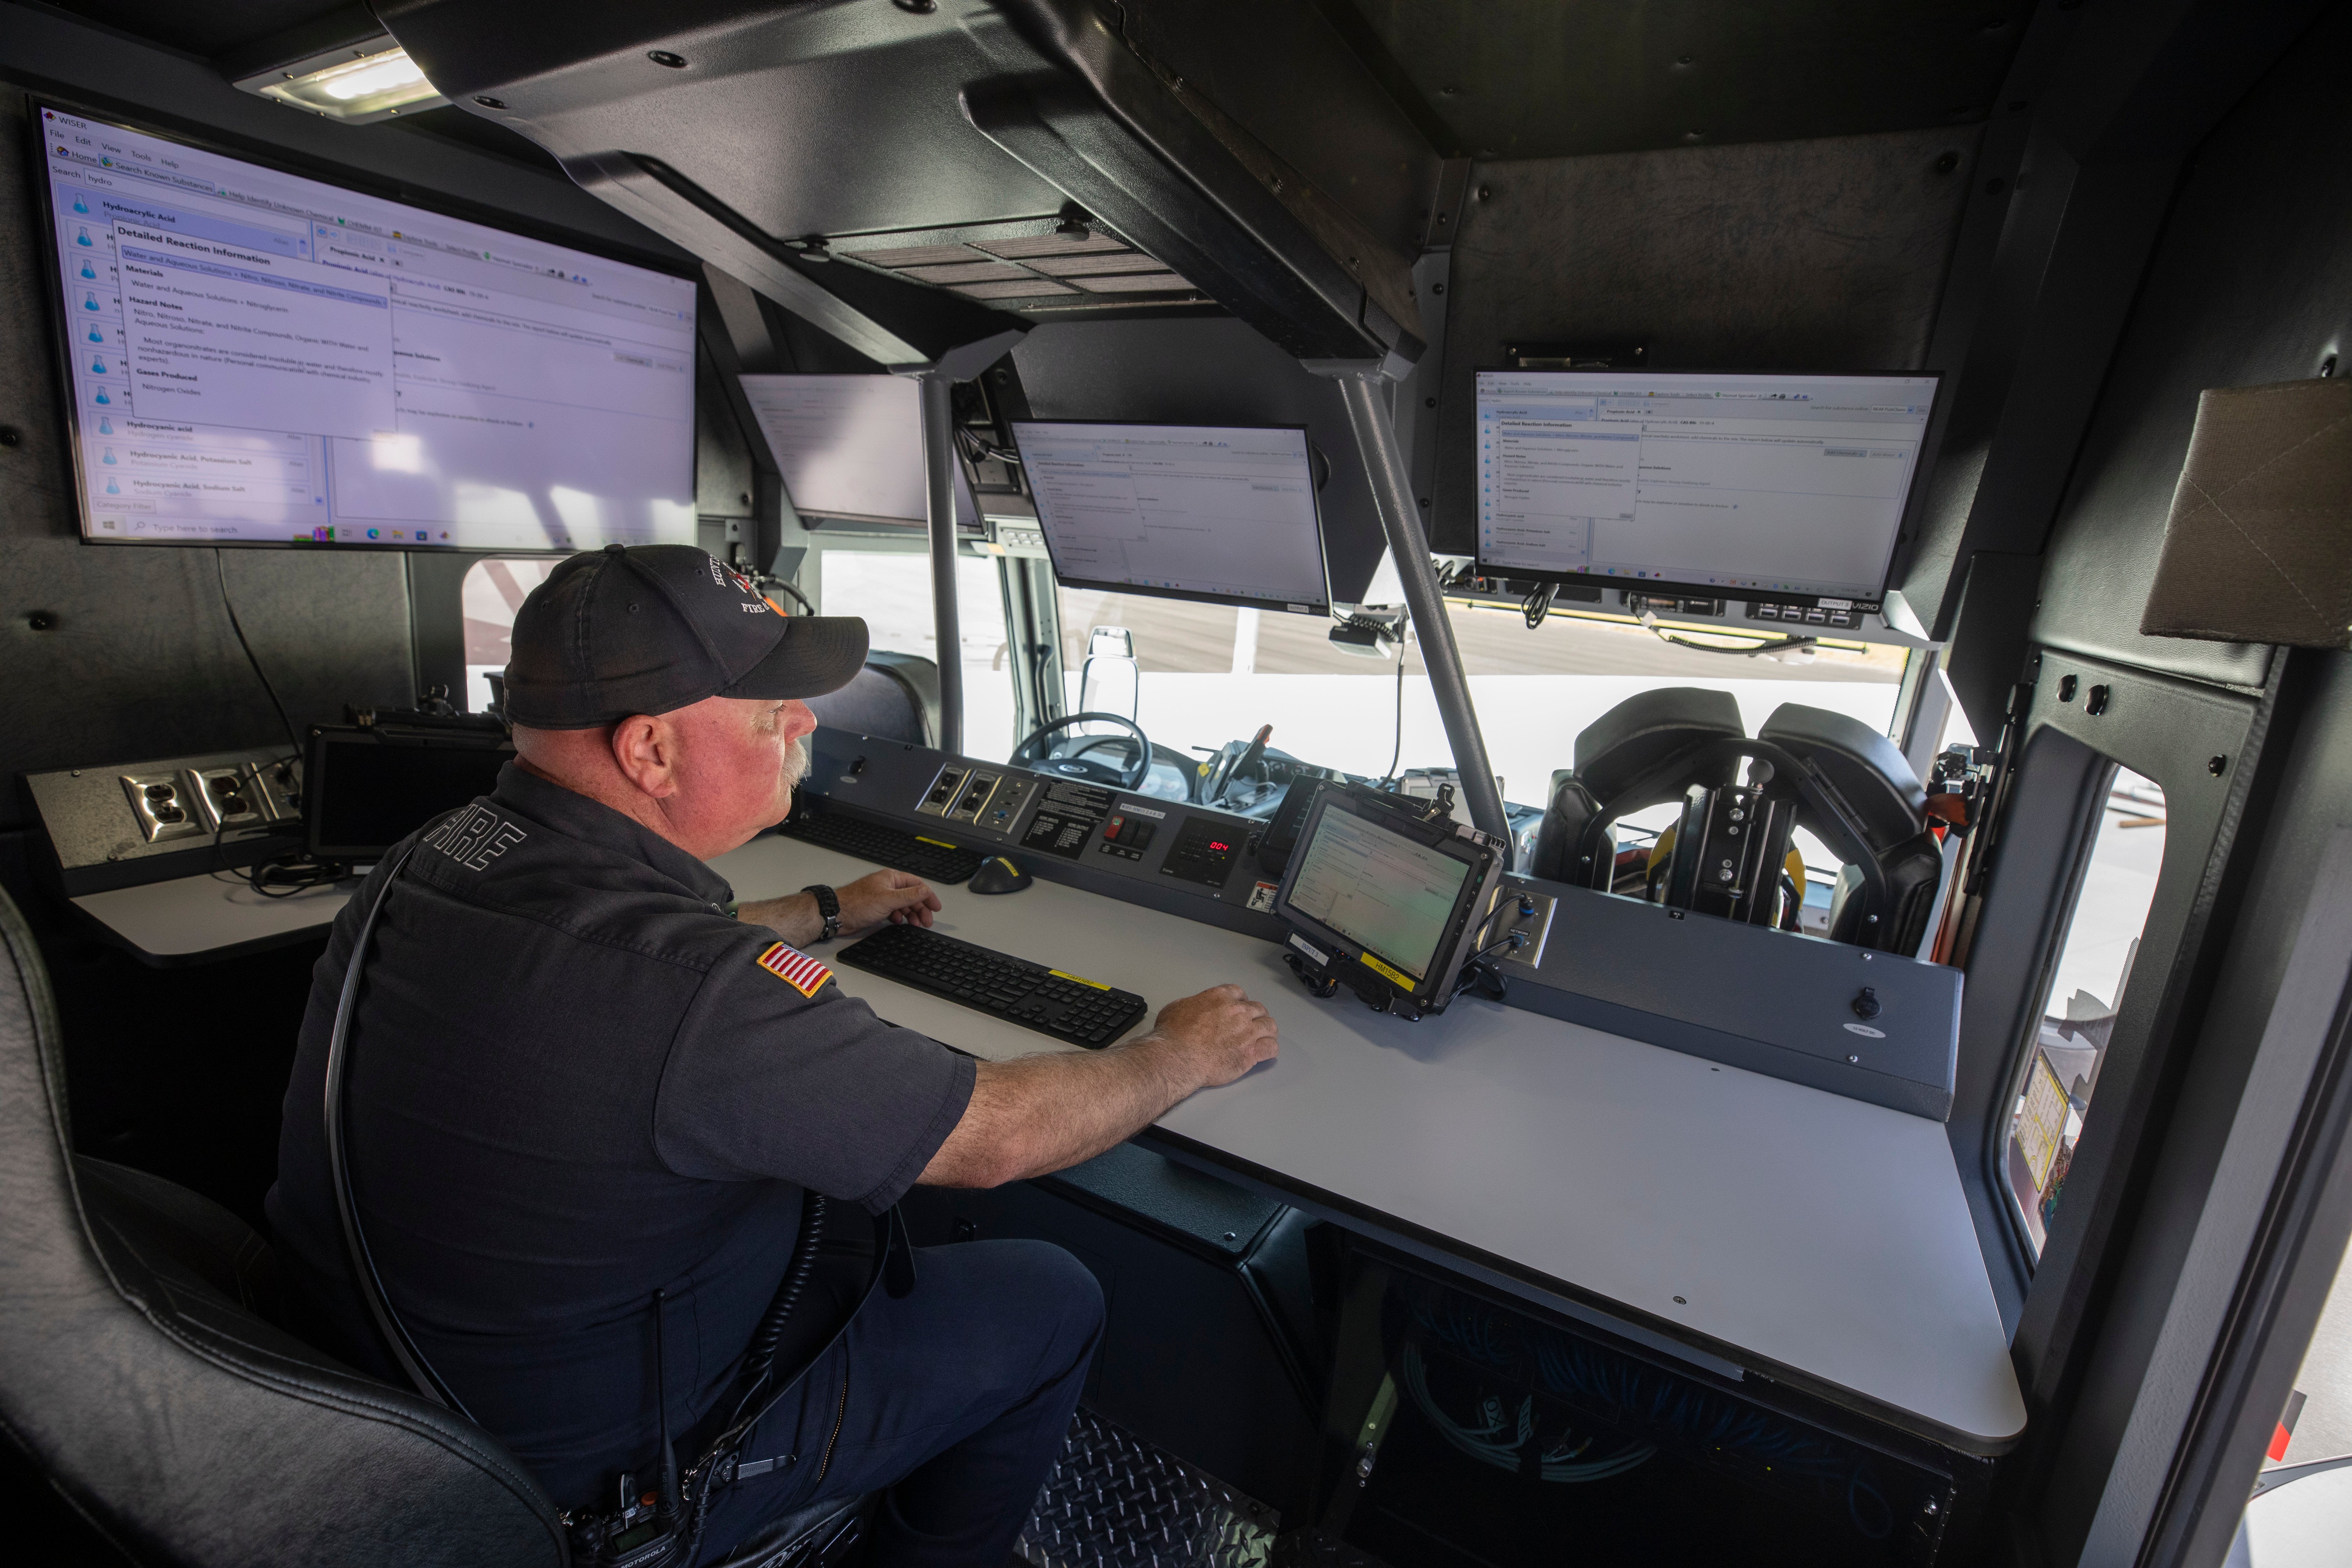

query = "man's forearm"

[
  {"left": 919, "top": 1035, "right": 1202, "bottom": 1188},
  {"left": 737, "top": 892, "right": 823, "bottom": 946}
]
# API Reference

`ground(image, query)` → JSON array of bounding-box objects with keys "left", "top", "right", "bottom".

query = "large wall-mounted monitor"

[
  {"left": 1008, "top": 420, "right": 1331, "bottom": 614},
  {"left": 36, "top": 104, "right": 699, "bottom": 551},
  {"left": 739, "top": 374, "right": 979, "bottom": 531},
  {"left": 1473, "top": 370, "right": 1941, "bottom": 608}
]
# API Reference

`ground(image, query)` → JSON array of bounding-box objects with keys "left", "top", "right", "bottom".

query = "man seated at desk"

[{"left": 267, "top": 544, "right": 1280, "bottom": 1566}]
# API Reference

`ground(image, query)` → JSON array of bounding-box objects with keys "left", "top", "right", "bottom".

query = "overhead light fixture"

[{"left": 233, "top": 36, "right": 448, "bottom": 124}]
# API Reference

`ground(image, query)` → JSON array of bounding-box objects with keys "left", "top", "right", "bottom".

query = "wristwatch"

[{"left": 802, "top": 883, "right": 842, "bottom": 942}]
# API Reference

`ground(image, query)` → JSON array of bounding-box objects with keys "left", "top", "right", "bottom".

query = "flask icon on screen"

[
  {"left": 93, "top": 390, "right": 111, "bottom": 405},
  {"left": 104, "top": 477, "right": 120, "bottom": 495},
  {"left": 98, "top": 416, "right": 113, "bottom": 434},
  {"left": 72, "top": 195, "right": 89, "bottom": 213},
  {"left": 76, "top": 227, "right": 92, "bottom": 246},
  {"left": 83, "top": 292, "right": 99, "bottom": 311},
  {"left": 91, "top": 357, "right": 107, "bottom": 374},
  {"left": 87, "top": 325, "right": 104, "bottom": 343},
  {"left": 101, "top": 447, "right": 117, "bottom": 465},
  {"left": 79, "top": 260, "right": 96, "bottom": 280}
]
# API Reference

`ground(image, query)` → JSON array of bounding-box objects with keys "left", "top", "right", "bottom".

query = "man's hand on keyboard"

[
  {"left": 1150, "top": 984, "right": 1279, "bottom": 1086},
  {"left": 839, "top": 869, "right": 941, "bottom": 932}
]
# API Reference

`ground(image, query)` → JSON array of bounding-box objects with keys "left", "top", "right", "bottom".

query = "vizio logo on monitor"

[{"left": 38, "top": 105, "right": 698, "bottom": 551}]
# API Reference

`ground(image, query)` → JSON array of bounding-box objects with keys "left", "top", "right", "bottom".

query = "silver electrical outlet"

[
  {"left": 120, "top": 772, "right": 203, "bottom": 844},
  {"left": 189, "top": 766, "right": 269, "bottom": 832},
  {"left": 1490, "top": 885, "right": 1558, "bottom": 968}
]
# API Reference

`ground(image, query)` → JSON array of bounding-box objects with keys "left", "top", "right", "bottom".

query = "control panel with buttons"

[{"left": 1098, "top": 811, "right": 1159, "bottom": 862}]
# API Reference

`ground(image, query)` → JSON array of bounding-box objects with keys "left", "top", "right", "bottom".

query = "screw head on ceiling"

[
  {"left": 648, "top": 50, "right": 686, "bottom": 68},
  {"left": 474, "top": 96, "right": 506, "bottom": 110}
]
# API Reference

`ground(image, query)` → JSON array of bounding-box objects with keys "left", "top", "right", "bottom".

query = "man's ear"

[{"left": 609, "top": 714, "right": 678, "bottom": 798}]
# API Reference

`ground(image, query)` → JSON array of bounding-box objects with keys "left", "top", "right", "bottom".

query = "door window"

[{"left": 2004, "top": 766, "right": 2168, "bottom": 1255}]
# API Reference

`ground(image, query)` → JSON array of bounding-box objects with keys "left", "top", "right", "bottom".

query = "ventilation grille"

[{"left": 840, "top": 231, "right": 1197, "bottom": 305}]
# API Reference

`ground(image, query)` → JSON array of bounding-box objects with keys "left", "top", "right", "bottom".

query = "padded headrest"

[
  {"left": 1573, "top": 687, "right": 1748, "bottom": 801},
  {"left": 1757, "top": 703, "right": 1927, "bottom": 852}
]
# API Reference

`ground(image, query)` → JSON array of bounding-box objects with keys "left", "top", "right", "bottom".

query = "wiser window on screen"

[
  {"left": 1472, "top": 370, "right": 1940, "bottom": 605},
  {"left": 1010, "top": 421, "right": 1331, "bottom": 614},
  {"left": 38, "top": 104, "right": 698, "bottom": 550}
]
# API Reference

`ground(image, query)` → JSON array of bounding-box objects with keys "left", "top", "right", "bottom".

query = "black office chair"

[
  {"left": 806, "top": 652, "right": 941, "bottom": 748},
  {"left": 0, "top": 884, "right": 871, "bottom": 1567}
]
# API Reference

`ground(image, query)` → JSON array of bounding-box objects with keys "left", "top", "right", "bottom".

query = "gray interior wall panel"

[
  {"left": 1429, "top": 124, "right": 1979, "bottom": 556},
  {"left": 1009, "top": 317, "right": 1388, "bottom": 605},
  {"left": 2026, "top": 11, "right": 2352, "bottom": 688}
]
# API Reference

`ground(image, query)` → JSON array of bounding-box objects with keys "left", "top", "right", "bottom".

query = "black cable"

[
  {"left": 1647, "top": 623, "right": 1818, "bottom": 659},
  {"left": 215, "top": 549, "right": 303, "bottom": 756},
  {"left": 730, "top": 1193, "right": 828, "bottom": 1425},
  {"left": 1521, "top": 582, "right": 1557, "bottom": 630},
  {"left": 1380, "top": 637, "right": 1408, "bottom": 784},
  {"left": 758, "top": 573, "right": 815, "bottom": 616}
]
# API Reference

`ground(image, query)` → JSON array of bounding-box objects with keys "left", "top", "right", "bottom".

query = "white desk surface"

[
  {"left": 714, "top": 833, "right": 2026, "bottom": 1452},
  {"left": 71, "top": 872, "right": 349, "bottom": 961}
]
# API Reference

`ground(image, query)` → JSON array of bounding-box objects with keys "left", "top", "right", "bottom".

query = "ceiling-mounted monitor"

[
  {"left": 35, "top": 104, "right": 699, "bottom": 551},
  {"left": 739, "top": 374, "right": 979, "bottom": 531},
  {"left": 1473, "top": 370, "right": 1941, "bottom": 608},
  {"left": 1007, "top": 420, "right": 1331, "bottom": 615}
]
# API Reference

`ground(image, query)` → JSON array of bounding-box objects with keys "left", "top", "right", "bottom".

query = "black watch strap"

[{"left": 802, "top": 883, "right": 841, "bottom": 941}]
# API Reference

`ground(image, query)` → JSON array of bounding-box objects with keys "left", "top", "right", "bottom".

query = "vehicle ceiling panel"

[
  {"left": 1428, "top": 124, "right": 1979, "bottom": 556},
  {"left": 1336, "top": 0, "right": 2033, "bottom": 159},
  {"left": 437, "top": 12, "right": 1073, "bottom": 243},
  {"left": 39, "top": 0, "right": 345, "bottom": 60},
  {"left": 2029, "top": 12, "right": 2352, "bottom": 688}
]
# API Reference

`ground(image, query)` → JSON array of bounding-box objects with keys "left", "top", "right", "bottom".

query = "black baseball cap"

[{"left": 502, "top": 544, "right": 868, "bottom": 729}]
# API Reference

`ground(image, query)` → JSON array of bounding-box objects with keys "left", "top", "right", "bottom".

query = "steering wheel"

[{"left": 1010, "top": 712, "right": 1153, "bottom": 791}]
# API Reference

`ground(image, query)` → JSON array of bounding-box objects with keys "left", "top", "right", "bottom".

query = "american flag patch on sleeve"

[{"left": 754, "top": 941, "right": 834, "bottom": 997}]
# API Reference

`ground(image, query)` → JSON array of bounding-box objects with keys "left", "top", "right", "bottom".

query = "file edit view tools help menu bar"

[
  {"left": 39, "top": 105, "right": 697, "bottom": 550},
  {"left": 1473, "top": 370, "right": 1940, "bottom": 607}
]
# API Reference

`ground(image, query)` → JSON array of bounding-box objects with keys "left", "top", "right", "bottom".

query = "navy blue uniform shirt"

[{"left": 266, "top": 763, "right": 975, "bottom": 1508}]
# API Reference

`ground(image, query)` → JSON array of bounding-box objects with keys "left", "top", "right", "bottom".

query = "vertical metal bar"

[
  {"left": 1331, "top": 371, "right": 1510, "bottom": 844},
  {"left": 917, "top": 372, "right": 964, "bottom": 756}
]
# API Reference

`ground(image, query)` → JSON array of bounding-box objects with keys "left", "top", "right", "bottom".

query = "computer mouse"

[{"left": 967, "top": 855, "right": 1033, "bottom": 895}]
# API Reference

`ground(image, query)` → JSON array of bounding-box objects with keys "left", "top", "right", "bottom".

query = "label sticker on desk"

[
  {"left": 1359, "top": 951, "right": 1413, "bottom": 989},
  {"left": 1288, "top": 934, "right": 1327, "bottom": 965},
  {"left": 1246, "top": 880, "right": 1280, "bottom": 913}
]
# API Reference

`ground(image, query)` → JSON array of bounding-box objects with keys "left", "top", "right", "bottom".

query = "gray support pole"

[
  {"left": 916, "top": 371, "right": 964, "bottom": 756},
  {"left": 1329, "top": 370, "right": 1510, "bottom": 844}
]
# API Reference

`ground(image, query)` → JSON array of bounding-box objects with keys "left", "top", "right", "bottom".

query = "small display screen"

[
  {"left": 1284, "top": 806, "right": 1473, "bottom": 981},
  {"left": 309, "top": 736, "right": 509, "bottom": 858},
  {"left": 1008, "top": 420, "right": 1330, "bottom": 613}
]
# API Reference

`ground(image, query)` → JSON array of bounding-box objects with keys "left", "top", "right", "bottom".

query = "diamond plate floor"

[{"left": 1016, "top": 1408, "right": 1280, "bottom": 1568}]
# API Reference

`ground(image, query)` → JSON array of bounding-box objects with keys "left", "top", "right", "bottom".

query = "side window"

[
  {"left": 813, "top": 547, "right": 1014, "bottom": 759},
  {"left": 461, "top": 557, "right": 560, "bottom": 712},
  {"left": 2003, "top": 765, "right": 2168, "bottom": 1255}
]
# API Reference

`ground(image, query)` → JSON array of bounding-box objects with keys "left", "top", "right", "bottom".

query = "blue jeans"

[{"left": 694, "top": 1239, "right": 1104, "bottom": 1567}]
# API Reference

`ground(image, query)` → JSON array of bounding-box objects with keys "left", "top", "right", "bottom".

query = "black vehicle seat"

[
  {"left": 1757, "top": 704, "right": 1944, "bottom": 950},
  {"left": 1530, "top": 687, "right": 1748, "bottom": 883},
  {"left": 807, "top": 652, "right": 940, "bottom": 747},
  {"left": 0, "top": 883, "right": 569, "bottom": 1564},
  {"left": 1, "top": 883, "right": 882, "bottom": 1566}
]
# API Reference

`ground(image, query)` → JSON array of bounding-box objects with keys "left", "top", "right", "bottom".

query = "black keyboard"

[
  {"left": 836, "top": 924, "right": 1147, "bottom": 1050},
  {"left": 781, "top": 814, "right": 985, "bottom": 885}
]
